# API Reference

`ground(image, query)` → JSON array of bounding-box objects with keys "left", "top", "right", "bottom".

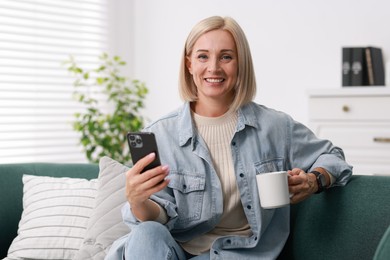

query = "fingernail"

[
  {"left": 148, "top": 152, "right": 155, "bottom": 158},
  {"left": 161, "top": 165, "right": 169, "bottom": 171}
]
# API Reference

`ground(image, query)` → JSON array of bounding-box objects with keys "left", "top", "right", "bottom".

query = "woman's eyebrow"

[{"left": 195, "top": 49, "right": 235, "bottom": 53}]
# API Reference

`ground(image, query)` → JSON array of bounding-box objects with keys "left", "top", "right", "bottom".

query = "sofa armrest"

[{"left": 374, "top": 225, "right": 390, "bottom": 260}]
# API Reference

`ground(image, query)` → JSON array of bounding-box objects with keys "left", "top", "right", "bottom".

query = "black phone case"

[{"left": 127, "top": 132, "right": 161, "bottom": 172}]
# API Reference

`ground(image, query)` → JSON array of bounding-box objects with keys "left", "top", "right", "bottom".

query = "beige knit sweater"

[{"left": 180, "top": 111, "right": 252, "bottom": 255}]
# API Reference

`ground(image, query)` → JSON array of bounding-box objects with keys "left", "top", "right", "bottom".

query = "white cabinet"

[{"left": 308, "top": 87, "right": 390, "bottom": 175}]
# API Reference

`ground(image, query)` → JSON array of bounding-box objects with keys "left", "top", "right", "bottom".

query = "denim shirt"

[{"left": 121, "top": 102, "right": 352, "bottom": 259}]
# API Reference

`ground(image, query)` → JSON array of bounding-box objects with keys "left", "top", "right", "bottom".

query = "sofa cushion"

[
  {"left": 0, "top": 162, "right": 99, "bottom": 258},
  {"left": 6, "top": 175, "right": 98, "bottom": 259},
  {"left": 73, "top": 156, "right": 130, "bottom": 260}
]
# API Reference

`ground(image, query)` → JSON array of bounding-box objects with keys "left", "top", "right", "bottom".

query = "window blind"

[{"left": 0, "top": 0, "right": 109, "bottom": 163}]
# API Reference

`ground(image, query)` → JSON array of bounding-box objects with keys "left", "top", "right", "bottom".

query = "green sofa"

[{"left": 1, "top": 163, "right": 389, "bottom": 259}]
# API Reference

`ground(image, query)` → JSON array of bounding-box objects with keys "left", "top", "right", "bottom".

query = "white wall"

[{"left": 121, "top": 0, "right": 390, "bottom": 125}]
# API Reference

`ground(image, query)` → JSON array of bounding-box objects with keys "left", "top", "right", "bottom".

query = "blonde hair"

[{"left": 179, "top": 16, "right": 256, "bottom": 112}]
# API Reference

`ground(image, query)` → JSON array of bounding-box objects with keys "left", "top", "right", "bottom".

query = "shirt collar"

[
  {"left": 178, "top": 102, "right": 195, "bottom": 147},
  {"left": 177, "top": 102, "right": 260, "bottom": 146},
  {"left": 237, "top": 102, "right": 260, "bottom": 131}
]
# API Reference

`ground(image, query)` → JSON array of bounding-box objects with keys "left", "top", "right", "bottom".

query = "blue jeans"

[{"left": 115, "top": 221, "right": 210, "bottom": 260}]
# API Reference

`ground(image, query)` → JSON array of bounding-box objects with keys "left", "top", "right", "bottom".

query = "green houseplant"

[{"left": 65, "top": 53, "right": 148, "bottom": 163}]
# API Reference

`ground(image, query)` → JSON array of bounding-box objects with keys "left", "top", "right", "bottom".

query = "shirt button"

[
  {"left": 247, "top": 205, "right": 252, "bottom": 210},
  {"left": 239, "top": 173, "right": 244, "bottom": 178},
  {"left": 226, "top": 239, "right": 231, "bottom": 244},
  {"left": 182, "top": 184, "right": 187, "bottom": 189},
  {"left": 214, "top": 250, "right": 219, "bottom": 255},
  {"left": 232, "top": 141, "right": 236, "bottom": 146}
]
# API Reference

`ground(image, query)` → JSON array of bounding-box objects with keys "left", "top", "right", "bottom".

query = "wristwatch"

[{"left": 311, "top": 171, "right": 327, "bottom": 194}]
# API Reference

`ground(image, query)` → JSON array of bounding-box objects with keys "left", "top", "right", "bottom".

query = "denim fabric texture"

[{"left": 108, "top": 102, "right": 352, "bottom": 260}]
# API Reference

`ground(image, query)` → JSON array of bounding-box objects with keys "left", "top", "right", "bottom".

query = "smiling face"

[{"left": 186, "top": 29, "right": 238, "bottom": 116}]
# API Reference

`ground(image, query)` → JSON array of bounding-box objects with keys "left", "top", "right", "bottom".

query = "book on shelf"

[
  {"left": 365, "top": 47, "right": 385, "bottom": 86},
  {"left": 351, "top": 47, "right": 367, "bottom": 86},
  {"left": 342, "top": 48, "right": 352, "bottom": 86},
  {"left": 342, "top": 46, "right": 385, "bottom": 87}
]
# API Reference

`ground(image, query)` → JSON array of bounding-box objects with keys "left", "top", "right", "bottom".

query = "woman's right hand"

[{"left": 125, "top": 152, "right": 169, "bottom": 220}]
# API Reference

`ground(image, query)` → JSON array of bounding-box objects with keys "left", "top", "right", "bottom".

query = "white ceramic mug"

[{"left": 256, "top": 171, "right": 290, "bottom": 209}]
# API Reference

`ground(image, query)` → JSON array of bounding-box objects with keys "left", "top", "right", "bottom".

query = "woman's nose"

[{"left": 207, "top": 57, "right": 221, "bottom": 72}]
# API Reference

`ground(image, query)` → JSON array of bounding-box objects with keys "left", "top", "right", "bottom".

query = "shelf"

[{"left": 307, "top": 87, "right": 390, "bottom": 97}]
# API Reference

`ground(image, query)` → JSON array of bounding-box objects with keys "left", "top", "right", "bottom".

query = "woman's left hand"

[{"left": 288, "top": 168, "right": 317, "bottom": 204}]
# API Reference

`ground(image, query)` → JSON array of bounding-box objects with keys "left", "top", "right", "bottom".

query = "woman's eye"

[
  {"left": 197, "top": 54, "right": 208, "bottom": 60},
  {"left": 221, "top": 55, "right": 232, "bottom": 61}
]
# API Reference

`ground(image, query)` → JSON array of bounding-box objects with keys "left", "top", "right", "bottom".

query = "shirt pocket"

[
  {"left": 254, "top": 158, "right": 285, "bottom": 174},
  {"left": 167, "top": 171, "right": 206, "bottom": 225}
]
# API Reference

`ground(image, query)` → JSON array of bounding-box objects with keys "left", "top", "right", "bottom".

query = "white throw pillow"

[
  {"left": 73, "top": 156, "right": 130, "bottom": 260},
  {"left": 6, "top": 175, "right": 98, "bottom": 260}
]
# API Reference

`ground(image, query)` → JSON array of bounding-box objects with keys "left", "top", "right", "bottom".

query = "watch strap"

[{"left": 310, "top": 170, "right": 325, "bottom": 194}]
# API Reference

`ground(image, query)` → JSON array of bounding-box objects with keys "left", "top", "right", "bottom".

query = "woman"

[{"left": 106, "top": 16, "right": 352, "bottom": 259}]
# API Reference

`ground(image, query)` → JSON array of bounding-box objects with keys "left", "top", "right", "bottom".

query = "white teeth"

[{"left": 206, "top": 78, "right": 223, "bottom": 83}]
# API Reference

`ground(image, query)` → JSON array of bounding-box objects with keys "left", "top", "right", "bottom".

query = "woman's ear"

[{"left": 186, "top": 56, "right": 192, "bottom": 75}]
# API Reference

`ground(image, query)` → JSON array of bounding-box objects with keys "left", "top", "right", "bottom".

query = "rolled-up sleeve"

[
  {"left": 121, "top": 191, "right": 179, "bottom": 231},
  {"left": 288, "top": 116, "right": 353, "bottom": 186}
]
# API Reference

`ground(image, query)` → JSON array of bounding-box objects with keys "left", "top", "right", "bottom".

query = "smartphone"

[{"left": 127, "top": 132, "right": 161, "bottom": 173}]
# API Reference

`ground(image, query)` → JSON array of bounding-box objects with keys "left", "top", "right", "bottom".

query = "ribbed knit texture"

[{"left": 181, "top": 111, "right": 251, "bottom": 255}]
